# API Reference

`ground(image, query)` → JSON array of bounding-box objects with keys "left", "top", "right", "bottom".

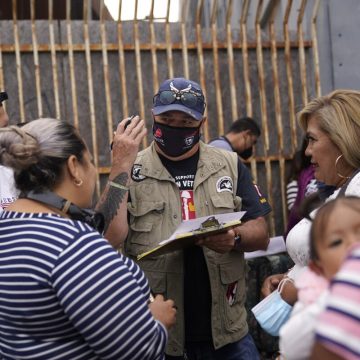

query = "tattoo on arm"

[{"left": 98, "top": 172, "right": 129, "bottom": 234}]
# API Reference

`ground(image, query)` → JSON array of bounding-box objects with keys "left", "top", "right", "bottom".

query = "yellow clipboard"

[{"left": 137, "top": 212, "right": 245, "bottom": 260}]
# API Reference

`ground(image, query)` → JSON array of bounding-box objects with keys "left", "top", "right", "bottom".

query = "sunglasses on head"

[
  {"left": 154, "top": 90, "right": 205, "bottom": 109},
  {"left": 0, "top": 91, "right": 8, "bottom": 104}
]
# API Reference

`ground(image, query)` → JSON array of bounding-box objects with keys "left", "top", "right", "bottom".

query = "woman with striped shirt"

[{"left": 0, "top": 118, "right": 176, "bottom": 359}]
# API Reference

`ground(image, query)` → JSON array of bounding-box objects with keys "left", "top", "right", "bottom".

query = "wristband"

[{"left": 108, "top": 180, "right": 129, "bottom": 191}]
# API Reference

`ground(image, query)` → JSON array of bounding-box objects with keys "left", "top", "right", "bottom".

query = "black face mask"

[
  {"left": 239, "top": 147, "right": 253, "bottom": 160},
  {"left": 153, "top": 121, "right": 201, "bottom": 157}
]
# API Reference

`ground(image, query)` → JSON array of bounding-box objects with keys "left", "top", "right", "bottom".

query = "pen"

[{"left": 110, "top": 115, "right": 136, "bottom": 151}]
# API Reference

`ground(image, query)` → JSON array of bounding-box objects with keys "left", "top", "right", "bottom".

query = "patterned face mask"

[
  {"left": 251, "top": 278, "right": 293, "bottom": 336},
  {"left": 152, "top": 121, "right": 201, "bottom": 157}
]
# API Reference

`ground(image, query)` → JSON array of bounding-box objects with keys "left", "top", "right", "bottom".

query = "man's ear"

[
  {"left": 309, "top": 259, "right": 325, "bottom": 277},
  {"left": 200, "top": 116, "right": 207, "bottom": 126}
]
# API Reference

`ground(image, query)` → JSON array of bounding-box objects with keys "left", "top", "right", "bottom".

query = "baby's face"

[{"left": 316, "top": 203, "right": 360, "bottom": 280}]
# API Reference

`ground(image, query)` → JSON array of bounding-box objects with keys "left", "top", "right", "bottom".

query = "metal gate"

[{"left": 0, "top": 0, "right": 322, "bottom": 235}]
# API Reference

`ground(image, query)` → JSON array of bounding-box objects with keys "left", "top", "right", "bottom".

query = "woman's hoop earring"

[
  {"left": 335, "top": 154, "right": 351, "bottom": 179},
  {"left": 74, "top": 178, "right": 84, "bottom": 186}
]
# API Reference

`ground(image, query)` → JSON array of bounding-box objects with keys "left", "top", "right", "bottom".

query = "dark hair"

[
  {"left": 309, "top": 196, "right": 360, "bottom": 260},
  {"left": 0, "top": 118, "right": 86, "bottom": 193},
  {"left": 227, "top": 117, "right": 261, "bottom": 137},
  {"left": 287, "top": 137, "right": 311, "bottom": 183}
]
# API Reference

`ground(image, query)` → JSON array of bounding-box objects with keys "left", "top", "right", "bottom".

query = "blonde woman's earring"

[{"left": 335, "top": 154, "right": 351, "bottom": 179}]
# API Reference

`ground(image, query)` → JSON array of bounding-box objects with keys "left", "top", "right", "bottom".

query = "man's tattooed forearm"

[{"left": 98, "top": 172, "right": 129, "bottom": 234}]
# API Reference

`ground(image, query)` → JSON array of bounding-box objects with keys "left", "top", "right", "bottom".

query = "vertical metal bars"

[
  {"left": 240, "top": 0, "right": 253, "bottom": 117},
  {"left": 240, "top": 0, "right": 257, "bottom": 183},
  {"left": 0, "top": 0, "right": 323, "bottom": 236},
  {"left": 255, "top": 0, "right": 274, "bottom": 234},
  {"left": 30, "top": 0, "right": 43, "bottom": 118},
  {"left": 117, "top": 0, "right": 129, "bottom": 118},
  {"left": 297, "top": 0, "right": 308, "bottom": 106},
  {"left": 311, "top": 0, "right": 321, "bottom": 97},
  {"left": 133, "top": 0, "right": 147, "bottom": 147},
  {"left": 66, "top": 0, "right": 79, "bottom": 128},
  {"left": 12, "top": 0, "right": 25, "bottom": 122},
  {"left": 83, "top": 0, "right": 100, "bottom": 196},
  {"left": 149, "top": 0, "right": 159, "bottom": 94},
  {"left": 165, "top": 0, "right": 174, "bottom": 78},
  {"left": 210, "top": 0, "right": 224, "bottom": 136},
  {"left": 269, "top": 1, "right": 287, "bottom": 232},
  {"left": 48, "top": 0, "right": 60, "bottom": 119},
  {"left": 283, "top": 0, "right": 297, "bottom": 153},
  {"left": 226, "top": 0, "right": 238, "bottom": 121},
  {"left": 195, "top": 0, "right": 209, "bottom": 141},
  {"left": 100, "top": 0, "right": 114, "bottom": 143},
  {"left": 180, "top": 0, "right": 189, "bottom": 79}
]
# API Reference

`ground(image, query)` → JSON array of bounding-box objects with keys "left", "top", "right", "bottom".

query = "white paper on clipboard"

[{"left": 245, "top": 236, "right": 286, "bottom": 259}]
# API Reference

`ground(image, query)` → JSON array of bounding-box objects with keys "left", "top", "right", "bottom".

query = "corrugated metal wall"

[{"left": 0, "top": 0, "right": 322, "bottom": 235}]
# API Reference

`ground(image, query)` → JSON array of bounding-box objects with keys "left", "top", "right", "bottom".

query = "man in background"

[{"left": 209, "top": 117, "right": 260, "bottom": 161}]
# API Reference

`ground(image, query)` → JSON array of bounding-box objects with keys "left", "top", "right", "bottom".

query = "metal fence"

[{"left": 0, "top": 0, "right": 322, "bottom": 235}]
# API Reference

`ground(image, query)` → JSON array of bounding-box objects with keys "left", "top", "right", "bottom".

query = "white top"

[
  {"left": 286, "top": 171, "right": 360, "bottom": 282},
  {"left": 0, "top": 165, "right": 19, "bottom": 213},
  {"left": 279, "top": 291, "right": 328, "bottom": 360}
]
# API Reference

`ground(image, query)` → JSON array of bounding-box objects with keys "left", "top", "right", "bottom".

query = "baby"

[{"left": 279, "top": 195, "right": 360, "bottom": 360}]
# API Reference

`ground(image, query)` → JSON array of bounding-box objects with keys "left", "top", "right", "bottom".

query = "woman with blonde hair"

[
  {"left": 0, "top": 117, "right": 176, "bottom": 359},
  {"left": 259, "top": 89, "right": 360, "bottom": 336}
]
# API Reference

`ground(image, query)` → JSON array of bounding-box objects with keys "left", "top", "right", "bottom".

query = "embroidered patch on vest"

[
  {"left": 226, "top": 281, "right": 238, "bottom": 306},
  {"left": 131, "top": 164, "right": 146, "bottom": 182},
  {"left": 216, "top": 176, "right": 233, "bottom": 193}
]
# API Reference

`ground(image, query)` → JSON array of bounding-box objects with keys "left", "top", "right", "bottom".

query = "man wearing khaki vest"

[{"left": 105, "top": 77, "right": 271, "bottom": 359}]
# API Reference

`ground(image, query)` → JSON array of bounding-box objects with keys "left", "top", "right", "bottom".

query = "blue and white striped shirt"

[{"left": 0, "top": 211, "right": 167, "bottom": 360}]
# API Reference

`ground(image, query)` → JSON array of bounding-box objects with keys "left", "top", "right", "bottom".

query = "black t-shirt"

[{"left": 159, "top": 152, "right": 271, "bottom": 343}]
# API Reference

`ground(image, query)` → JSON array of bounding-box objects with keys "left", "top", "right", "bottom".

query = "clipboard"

[{"left": 137, "top": 211, "right": 246, "bottom": 260}]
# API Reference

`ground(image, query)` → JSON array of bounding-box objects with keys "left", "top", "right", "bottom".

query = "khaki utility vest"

[{"left": 125, "top": 141, "right": 248, "bottom": 356}]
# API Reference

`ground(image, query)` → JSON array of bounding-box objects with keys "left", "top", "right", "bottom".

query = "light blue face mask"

[{"left": 251, "top": 279, "right": 293, "bottom": 336}]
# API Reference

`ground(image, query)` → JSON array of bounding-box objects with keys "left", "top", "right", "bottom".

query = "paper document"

[
  {"left": 137, "top": 211, "right": 246, "bottom": 260},
  {"left": 244, "top": 236, "right": 286, "bottom": 260}
]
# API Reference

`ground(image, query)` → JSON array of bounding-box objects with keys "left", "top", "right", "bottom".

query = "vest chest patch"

[
  {"left": 132, "top": 164, "right": 146, "bottom": 182},
  {"left": 216, "top": 176, "right": 233, "bottom": 193},
  {"left": 226, "top": 282, "right": 238, "bottom": 306}
]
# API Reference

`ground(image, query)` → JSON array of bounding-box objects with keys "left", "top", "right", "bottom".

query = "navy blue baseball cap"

[{"left": 152, "top": 78, "right": 206, "bottom": 121}]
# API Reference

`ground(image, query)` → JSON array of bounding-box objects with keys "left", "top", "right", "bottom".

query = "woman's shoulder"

[
  {"left": 327, "top": 170, "right": 360, "bottom": 201},
  {"left": 1, "top": 211, "right": 101, "bottom": 241},
  {"left": 345, "top": 170, "right": 360, "bottom": 196}
]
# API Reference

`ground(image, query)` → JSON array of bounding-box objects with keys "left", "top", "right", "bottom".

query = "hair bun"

[{"left": 0, "top": 126, "right": 40, "bottom": 170}]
